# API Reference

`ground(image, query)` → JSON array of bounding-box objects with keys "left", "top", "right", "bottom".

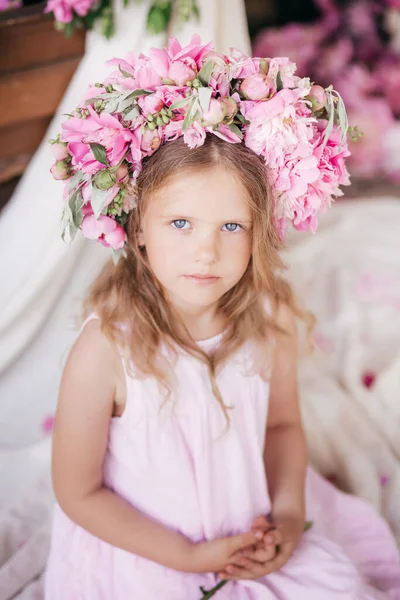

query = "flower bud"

[
  {"left": 116, "top": 163, "right": 129, "bottom": 182},
  {"left": 51, "top": 141, "right": 69, "bottom": 161},
  {"left": 202, "top": 98, "right": 226, "bottom": 126},
  {"left": 221, "top": 97, "right": 238, "bottom": 123},
  {"left": 50, "top": 160, "right": 69, "bottom": 181},
  {"left": 307, "top": 85, "right": 327, "bottom": 111},
  {"left": 94, "top": 99, "right": 104, "bottom": 112},
  {"left": 240, "top": 73, "right": 272, "bottom": 100},
  {"left": 93, "top": 169, "right": 117, "bottom": 191}
]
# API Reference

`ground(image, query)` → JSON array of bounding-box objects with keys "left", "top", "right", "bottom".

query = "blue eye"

[
  {"left": 222, "top": 223, "right": 242, "bottom": 232},
  {"left": 171, "top": 219, "right": 189, "bottom": 229}
]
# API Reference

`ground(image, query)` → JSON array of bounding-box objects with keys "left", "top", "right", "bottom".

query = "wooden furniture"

[{"left": 0, "top": 2, "right": 85, "bottom": 195}]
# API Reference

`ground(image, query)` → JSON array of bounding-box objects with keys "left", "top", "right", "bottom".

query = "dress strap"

[{"left": 78, "top": 312, "right": 100, "bottom": 334}]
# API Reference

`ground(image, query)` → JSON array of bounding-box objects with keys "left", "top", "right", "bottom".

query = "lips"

[{"left": 183, "top": 274, "right": 220, "bottom": 284}]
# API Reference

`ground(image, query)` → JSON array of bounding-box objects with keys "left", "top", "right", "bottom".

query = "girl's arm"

[
  {"left": 52, "top": 320, "right": 260, "bottom": 574},
  {"left": 264, "top": 301, "right": 307, "bottom": 522}
]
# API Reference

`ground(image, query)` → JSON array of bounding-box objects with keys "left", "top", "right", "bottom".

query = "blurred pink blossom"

[
  {"left": 45, "top": 0, "right": 96, "bottom": 23},
  {"left": 82, "top": 214, "right": 126, "bottom": 249}
]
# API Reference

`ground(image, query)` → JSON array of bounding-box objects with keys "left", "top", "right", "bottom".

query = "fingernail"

[
  {"left": 266, "top": 535, "right": 274, "bottom": 544},
  {"left": 255, "top": 530, "right": 263, "bottom": 539}
]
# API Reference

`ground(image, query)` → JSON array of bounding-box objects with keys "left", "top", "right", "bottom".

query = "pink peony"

[
  {"left": 81, "top": 214, "right": 126, "bottom": 249},
  {"left": 183, "top": 122, "right": 206, "bottom": 149},
  {"left": 375, "top": 58, "right": 400, "bottom": 116},
  {"left": 149, "top": 34, "right": 213, "bottom": 79},
  {"left": 107, "top": 53, "right": 162, "bottom": 91},
  {"left": 307, "top": 85, "right": 327, "bottom": 111},
  {"left": 137, "top": 94, "right": 165, "bottom": 117},
  {"left": 116, "top": 163, "right": 129, "bottom": 182},
  {"left": 346, "top": 97, "right": 394, "bottom": 178},
  {"left": 201, "top": 99, "right": 226, "bottom": 126},
  {"left": 45, "top": 0, "right": 96, "bottom": 23},
  {"left": 240, "top": 73, "right": 272, "bottom": 101},
  {"left": 61, "top": 107, "right": 135, "bottom": 173},
  {"left": 51, "top": 141, "right": 69, "bottom": 161},
  {"left": 168, "top": 60, "right": 196, "bottom": 87},
  {"left": 140, "top": 128, "right": 162, "bottom": 154}
]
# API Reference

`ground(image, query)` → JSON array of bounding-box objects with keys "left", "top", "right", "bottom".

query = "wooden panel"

[
  {"left": 0, "top": 57, "right": 81, "bottom": 127},
  {"left": 0, "top": 116, "right": 52, "bottom": 159},
  {"left": 0, "top": 4, "right": 86, "bottom": 74},
  {"left": 0, "top": 154, "right": 31, "bottom": 184}
]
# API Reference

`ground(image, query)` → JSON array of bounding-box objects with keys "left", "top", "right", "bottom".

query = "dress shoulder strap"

[{"left": 78, "top": 312, "right": 100, "bottom": 334}]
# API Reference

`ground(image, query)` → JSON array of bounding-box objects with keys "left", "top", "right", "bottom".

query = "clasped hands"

[{"left": 192, "top": 513, "right": 304, "bottom": 581}]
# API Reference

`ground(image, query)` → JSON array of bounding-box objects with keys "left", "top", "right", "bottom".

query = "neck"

[{"left": 168, "top": 296, "right": 225, "bottom": 342}]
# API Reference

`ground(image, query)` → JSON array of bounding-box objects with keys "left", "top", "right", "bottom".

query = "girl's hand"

[
  {"left": 188, "top": 530, "right": 264, "bottom": 574},
  {"left": 218, "top": 513, "right": 304, "bottom": 580}
]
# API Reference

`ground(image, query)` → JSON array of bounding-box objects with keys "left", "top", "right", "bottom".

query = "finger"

[
  {"left": 262, "top": 543, "right": 294, "bottom": 574},
  {"left": 219, "top": 560, "right": 266, "bottom": 580},
  {"left": 264, "top": 528, "right": 283, "bottom": 547},
  {"left": 229, "top": 529, "right": 263, "bottom": 554},
  {"left": 242, "top": 545, "right": 276, "bottom": 563}
]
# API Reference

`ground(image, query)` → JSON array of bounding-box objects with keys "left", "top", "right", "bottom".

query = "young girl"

[{"left": 45, "top": 37, "right": 400, "bottom": 599}]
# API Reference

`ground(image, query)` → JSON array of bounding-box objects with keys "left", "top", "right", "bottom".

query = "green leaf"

[
  {"left": 197, "top": 60, "right": 214, "bottom": 87},
  {"left": 197, "top": 87, "right": 212, "bottom": 112},
  {"left": 103, "top": 99, "right": 120, "bottom": 114},
  {"left": 304, "top": 520, "right": 313, "bottom": 531},
  {"left": 91, "top": 185, "right": 110, "bottom": 218},
  {"left": 227, "top": 123, "right": 243, "bottom": 139},
  {"left": 69, "top": 189, "right": 84, "bottom": 229},
  {"left": 61, "top": 189, "right": 83, "bottom": 244},
  {"left": 169, "top": 96, "right": 191, "bottom": 111},
  {"left": 68, "top": 171, "right": 86, "bottom": 195},
  {"left": 124, "top": 106, "right": 140, "bottom": 121},
  {"left": 89, "top": 143, "right": 109, "bottom": 166},
  {"left": 124, "top": 89, "right": 153, "bottom": 99},
  {"left": 146, "top": 3, "right": 172, "bottom": 34},
  {"left": 276, "top": 71, "right": 283, "bottom": 92},
  {"left": 182, "top": 97, "right": 199, "bottom": 132}
]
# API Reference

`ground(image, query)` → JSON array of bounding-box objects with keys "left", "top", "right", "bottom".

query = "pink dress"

[{"left": 45, "top": 315, "right": 400, "bottom": 599}]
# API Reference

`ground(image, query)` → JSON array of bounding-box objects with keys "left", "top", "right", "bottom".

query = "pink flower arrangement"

[
  {"left": 50, "top": 35, "right": 351, "bottom": 250},
  {"left": 253, "top": 0, "right": 400, "bottom": 182},
  {"left": 44, "top": 0, "right": 96, "bottom": 24},
  {"left": 44, "top": 0, "right": 199, "bottom": 40}
]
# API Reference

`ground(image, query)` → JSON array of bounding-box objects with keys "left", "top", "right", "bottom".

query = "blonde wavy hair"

[{"left": 84, "top": 135, "right": 313, "bottom": 417}]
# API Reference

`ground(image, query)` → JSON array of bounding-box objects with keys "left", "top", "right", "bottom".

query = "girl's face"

[{"left": 139, "top": 166, "right": 253, "bottom": 313}]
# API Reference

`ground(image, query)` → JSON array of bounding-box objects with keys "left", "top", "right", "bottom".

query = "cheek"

[
  {"left": 224, "top": 236, "right": 252, "bottom": 272},
  {"left": 145, "top": 228, "right": 182, "bottom": 274}
]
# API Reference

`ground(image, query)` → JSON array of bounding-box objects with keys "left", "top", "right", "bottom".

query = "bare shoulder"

[
  {"left": 64, "top": 318, "right": 124, "bottom": 386},
  {"left": 57, "top": 318, "right": 124, "bottom": 427}
]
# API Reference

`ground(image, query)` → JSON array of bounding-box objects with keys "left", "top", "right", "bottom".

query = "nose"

[{"left": 194, "top": 228, "right": 219, "bottom": 265}]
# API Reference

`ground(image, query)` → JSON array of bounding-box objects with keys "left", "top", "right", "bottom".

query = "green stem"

[{"left": 199, "top": 580, "right": 228, "bottom": 599}]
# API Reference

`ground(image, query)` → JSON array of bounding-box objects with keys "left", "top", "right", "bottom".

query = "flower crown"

[{"left": 49, "top": 34, "right": 351, "bottom": 251}]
